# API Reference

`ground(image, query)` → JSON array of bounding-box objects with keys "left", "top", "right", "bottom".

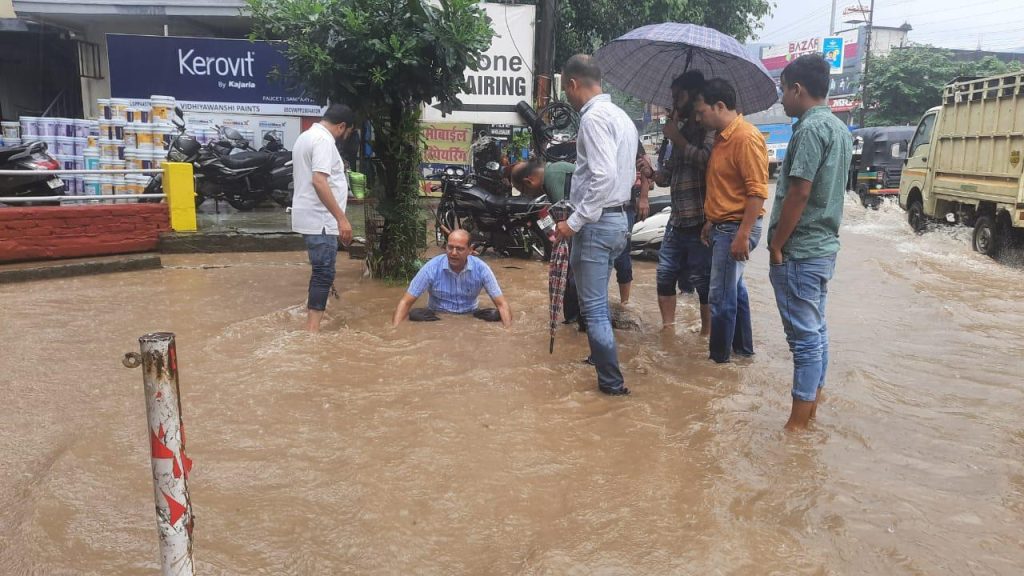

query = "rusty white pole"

[{"left": 123, "top": 332, "right": 195, "bottom": 576}]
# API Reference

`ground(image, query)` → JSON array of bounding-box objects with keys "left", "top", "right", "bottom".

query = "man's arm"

[
  {"left": 637, "top": 170, "right": 651, "bottom": 220},
  {"left": 491, "top": 295, "right": 512, "bottom": 328},
  {"left": 768, "top": 179, "right": 813, "bottom": 264},
  {"left": 310, "top": 140, "right": 352, "bottom": 245},
  {"left": 679, "top": 129, "right": 716, "bottom": 167},
  {"left": 729, "top": 135, "right": 770, "bottom": 261},
  {"left": 392, "top": 293, "right": 418, "bottom": 327},
  {"left": 565, "top": 117, "right": 618, "bottom": 233},
  {"left": 768, "top": 130, "right": 823, "bottom": 264}
]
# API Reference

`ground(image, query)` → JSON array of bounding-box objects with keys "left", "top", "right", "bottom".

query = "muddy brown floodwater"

[{"left": 2, "top": 195, "right": 1024, "bottom": 575}]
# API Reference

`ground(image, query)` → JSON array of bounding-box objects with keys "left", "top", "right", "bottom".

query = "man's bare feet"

[
  {"left": 784, "top": 399, "right": 816, "bottom": 431},
  {"left": 810, "top": 390, "right": 824, "bottom": 420}
]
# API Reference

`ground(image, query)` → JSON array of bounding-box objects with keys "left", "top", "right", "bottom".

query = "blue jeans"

[
  {"left": 708, "top": 219, "right": 762, "bottom": 363},
  {"left": 769, "top": 254, "right": 836, "bottom": 402},
  {"left": 613, "top": 206, "right": 635, "bottom": 285},
  {"left": 656, "top": 223, "right": 711, "bottom": 303},
  {"left": 570, "top": 211, "right": 629, "bottom": 391},
  {"left": 304, "top": 233, "right": 338, "bottom": 311}
]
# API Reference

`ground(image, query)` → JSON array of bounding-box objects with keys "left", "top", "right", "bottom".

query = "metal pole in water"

[{"left": 123, "top": 333, "right": 195, "bottom": 576}]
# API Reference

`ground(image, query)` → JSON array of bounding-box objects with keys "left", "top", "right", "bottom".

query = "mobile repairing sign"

[
  {"left": 422, "top": 3, "right": 536, "bottom": 125},
  {"left": 106, "top": 34, "right": 323, "bottom": 116}
]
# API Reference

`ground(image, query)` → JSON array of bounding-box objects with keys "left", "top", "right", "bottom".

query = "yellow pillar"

[{"left": 164, "top": 162, "right": 197, "bottom": 232}]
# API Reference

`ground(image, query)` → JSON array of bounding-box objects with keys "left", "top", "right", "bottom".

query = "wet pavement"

[{"left": 1, "top": 194, "right": 1023, "bottom": 575}]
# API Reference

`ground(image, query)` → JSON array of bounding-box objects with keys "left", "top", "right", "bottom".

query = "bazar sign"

[{"left": 107, "top": 34, "right": 322, "bottom": 116}]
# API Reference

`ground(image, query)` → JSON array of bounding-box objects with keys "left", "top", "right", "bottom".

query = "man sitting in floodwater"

[{"left": 392, "top": 229, "right": 512, "bottom": 327}]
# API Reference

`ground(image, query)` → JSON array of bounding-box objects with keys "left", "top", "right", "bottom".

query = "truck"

[
  {"left": 758, "top": 122, "right": 793, "bottom": 179},
  {"left": 899, "top": 72, "right": 1024, "bottom": 257}
]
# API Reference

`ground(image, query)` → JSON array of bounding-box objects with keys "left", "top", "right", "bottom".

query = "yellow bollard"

[{"left": 163, "top": 162, "right": 197, "bottom": 232}]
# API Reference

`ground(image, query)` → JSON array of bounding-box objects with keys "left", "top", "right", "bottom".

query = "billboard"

[
  {"left": 107, "top": 34, "right": 323, "bottom": 116},
  {"left": 822, "top": 37, "right": 845, "bottom": 75},
  {"left": 421, "top": 3, "right": 536, "bottom": 125}
]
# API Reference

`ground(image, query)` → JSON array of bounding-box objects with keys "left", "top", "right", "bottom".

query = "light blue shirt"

[
  {"left": 407, "top": 254, "right": 503, "bottom": 314},
  {"left": 567, "top": 93, "right": 639, "bottom": 232}
]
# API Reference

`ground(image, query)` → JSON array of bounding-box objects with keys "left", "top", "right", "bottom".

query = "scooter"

[{"left": 0, "top": 141, "right": 66, "bottom": 204}]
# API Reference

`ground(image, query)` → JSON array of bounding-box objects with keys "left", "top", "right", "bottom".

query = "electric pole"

[
  {"left": 830, "top": 0, "right": 837, "bottom": 35},
  {"left": 534, "top": 0, "right": 557, "bottom": 109},
  {"left": 859, "top": 0, "right": 875, "bottom": 127}
]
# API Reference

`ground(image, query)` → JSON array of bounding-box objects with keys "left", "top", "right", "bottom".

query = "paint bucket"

[
  {"left": 124, "top": 148, "right": 138, "bottom": 170},
  {"left": 100, "top": 176, "right": 114, "bottom": 196},
  {"left": 1, "top": 121, "right": 19, "bottom": 139},
  {"left": 19, "top": 117, "right": 39, "bottom": 137},
  {"left": 84, "top": 175, "right": 101, "bottom": 196},
  {"left": 150, "top": 124, "right": 173, "bottom": 150},
  {"left": 100, "top": 158, "right": 125, "bottom": 175},
  {"left": 123, "top": 123, "right": 138, "bottom": 149},
  {"left": 38, "top": 117, "right": 59, "bottom": 137},
  {"left": 136, "top": 123, "right": 156, "bottom": 150},
  {"left": 110, "top": 98, "right": 131, "bottom": 121},
  {"left": 56, "top": 136, "right": 76, "bottom": 155},
  {"left": 74, "top": 119, "right": 91, "bottom": 139},
  {"left": 3, "top": 137, "right": 20, "bottom": 147},
  {"left": 150, "top": 96, "right": 176, "bottom": 123},
  {"left": 73, "top": 137, "right": 87, "bottom": 155},
  {"left": 97, "top": 98, "right": 112, "bottom": 120},
  {"left": 54, "top": 118, "right": 72, "bottom": 137},
  {"left": 41, "top": 137, "right": 57, "bottom": 153},
  {"left": 98, "top": 119, "right": 114, "bottom": 140},
  {"left": 111, "top": 118, "right": 126, "bottom": 141},
  {"left": 99, "top": 138, "right": 119, "bottom": 159},
  {"left": 83, "top": 147, "right": 100, "bottom": 171},
  {"left": 151, "top": 149, "right": 167, "bottom": 170}
]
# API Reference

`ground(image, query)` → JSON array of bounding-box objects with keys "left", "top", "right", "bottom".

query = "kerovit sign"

[{"left": 108, "top": 34, "right": 322, "bottom": 116}]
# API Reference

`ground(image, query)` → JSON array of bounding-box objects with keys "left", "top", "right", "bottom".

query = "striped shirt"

[
  {"left": 659, "top": 122, "right": 715, "bottom": 228},
  {"left": 407, "top": 254, "right": 503, "bottom": 314}
]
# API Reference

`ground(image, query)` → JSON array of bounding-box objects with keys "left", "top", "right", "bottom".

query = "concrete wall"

[{"left": 0, "top": 204, "right": 169, "bottom": 262}]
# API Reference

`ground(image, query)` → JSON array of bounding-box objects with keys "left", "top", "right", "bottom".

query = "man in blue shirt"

[{"left": 392, "top": 229, "right": 512, "bottom": 327}]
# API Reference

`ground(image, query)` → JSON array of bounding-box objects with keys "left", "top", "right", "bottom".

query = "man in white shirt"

[
  {"left": 554, "top": 54, "right": 639, "bottom": 396},
  {"left": 291, "top": 104, "right": 356, "bottom": 332}
]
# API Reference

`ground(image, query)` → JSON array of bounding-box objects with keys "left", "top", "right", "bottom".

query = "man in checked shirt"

[{"left": 643, "top": 71, "right": 715, "bottom": 336}]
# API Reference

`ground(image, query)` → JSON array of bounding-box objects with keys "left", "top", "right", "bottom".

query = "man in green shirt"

[
  {"left": 510, "top": 160, "right": 574, "bottom": 202},
  {"left": 767, "top": 54, "right": 853, "bottom": 432}
]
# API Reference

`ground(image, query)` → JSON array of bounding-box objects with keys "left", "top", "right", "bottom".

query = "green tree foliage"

[
  {"left": 248, "top": 0, "right": 493, "bottom": 281},
  {"left": 552, "top": 0, "right": 773, "bottom": 64},
  {"left": 865, "top": 46, "right": 1023, "bottom": 126}
]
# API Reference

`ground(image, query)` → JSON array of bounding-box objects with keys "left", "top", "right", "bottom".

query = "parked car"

[
  {"left": 899, "top": 71, "right": 1024, "bottom": 257},
  {"left": 849, "top": 126, "right": 916, "bottom": 208}
]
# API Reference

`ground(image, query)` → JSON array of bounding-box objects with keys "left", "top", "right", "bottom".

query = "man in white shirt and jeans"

[
  {"left": 291, "top": 104, "right": 356, "bottom": 332},
  {"left": 555, "top": 55, "right": 639, "bottom": 396}
]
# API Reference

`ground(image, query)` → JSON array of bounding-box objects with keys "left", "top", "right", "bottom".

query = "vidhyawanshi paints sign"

[{"left": 106, "top": 34, "right": 323, "bottom": 116}]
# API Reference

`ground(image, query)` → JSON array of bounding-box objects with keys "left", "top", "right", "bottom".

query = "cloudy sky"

[{"left": 753, "top": 0, "right": 1024, "bottom": 52}]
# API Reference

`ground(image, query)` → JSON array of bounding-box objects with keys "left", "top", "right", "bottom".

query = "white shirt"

[
  {"left": 567, "top": 94, "right": 638, "bottom": 232},
  {"left": 291, "top": 123, "right": 348, "bottom": 235}
]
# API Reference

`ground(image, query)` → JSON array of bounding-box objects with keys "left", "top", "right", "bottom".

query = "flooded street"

[{"left": 2, "top": 194, "right": 1024, "bottom": 575}]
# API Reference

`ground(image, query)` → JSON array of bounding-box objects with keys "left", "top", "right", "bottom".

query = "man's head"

[
  {"left": 780, "top": 54, "right": 831, "bottom": 118},
  {"left": 510, "top": 160, "right": 545, "bottom": 195},
  {"left": 670, "top": 71, "right": 705, "bottom": 118},
  {"left": 445, "top": 229, "right": 472, "bottom": 270},
  {"left": 561, "top": 54, "right": 603, "bottom": 112},
  {"left": 321, "top": 103, "right": 357, "bottom": 141},
  {"left": 695, "top": 78, "right": 739, "bottom": 131}
]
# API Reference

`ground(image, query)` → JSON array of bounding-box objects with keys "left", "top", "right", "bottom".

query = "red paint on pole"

[
  {"left": 151, "top": 426, "right": 175, "bottom": 459},
  {"left": 162, "top": 491, "right": 188, "bottom": 526}
]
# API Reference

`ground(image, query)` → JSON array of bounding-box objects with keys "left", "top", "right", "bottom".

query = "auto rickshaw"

[{"left": 849, "top": 126, "right": 917, "bottom": 208}]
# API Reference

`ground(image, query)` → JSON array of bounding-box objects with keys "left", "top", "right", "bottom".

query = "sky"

[{"left": 752, "top": 0, "right": 1024, "bottom": 53}]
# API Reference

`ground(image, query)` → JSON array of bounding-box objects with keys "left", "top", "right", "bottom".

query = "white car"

[{"left": 630, "top": 206, "right": 671, "bottom": 259}]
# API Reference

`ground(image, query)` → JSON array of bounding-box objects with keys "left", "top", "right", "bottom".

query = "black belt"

[{"left": 602, "top": 204, "right": 627, "bottom": 214}]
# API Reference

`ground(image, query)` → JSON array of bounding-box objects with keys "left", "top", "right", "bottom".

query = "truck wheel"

[
  {"left": 857, "top": 184, "right": 881, "bottom": 209},
  {"left": 972, "top": 215, "right": 1001, "bottom": 257},
  {"left": 907, "top": 199, "right": 927, "bottom": 233}
]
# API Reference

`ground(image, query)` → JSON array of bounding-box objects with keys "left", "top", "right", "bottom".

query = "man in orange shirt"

[{"left": 695, "top": 79, "right": 769, "bottom": 363}]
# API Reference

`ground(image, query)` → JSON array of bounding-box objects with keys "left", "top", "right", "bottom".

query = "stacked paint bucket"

[{"left": 14, "top": 116, "right": 97, "bottom": 196}]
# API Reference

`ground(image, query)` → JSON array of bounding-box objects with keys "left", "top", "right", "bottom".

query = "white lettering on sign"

[{"left": 178, "top": 49, "right": 255, "bottom": 78}]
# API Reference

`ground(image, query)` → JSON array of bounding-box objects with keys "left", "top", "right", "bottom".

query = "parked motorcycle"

[
  {"left": 208, "top": 127, "right": 293, "bottom": 208},
  {"left": 432, "top": 165, "right": 553, "bottom": 260},
  {"left": 0, "top": 141, "right": 66, "bottom": 204},
  {"left": 146, "top": 110, "right": 290, "bottom": 211}
]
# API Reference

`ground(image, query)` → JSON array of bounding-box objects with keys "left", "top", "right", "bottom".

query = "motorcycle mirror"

[
  {"left": 174, "top": 106, "right": 184, "bottom": 119},
  {"left": 485, "top": 161, "right": 500, "bottom": 172}
]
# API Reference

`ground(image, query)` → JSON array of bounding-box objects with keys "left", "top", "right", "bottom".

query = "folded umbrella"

[
  {"left": 594, "top": 23, "right": 778, "bottom": 114},
  {"left": 548, "top": 238, "right": 570, "bottom": 354}
]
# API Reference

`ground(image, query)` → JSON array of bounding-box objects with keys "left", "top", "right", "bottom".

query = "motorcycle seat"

[
  {"left": 505, "top": 195, "right": 545, "bottom": 216},
  {"left": 219, "top": 151, "right": 270, "bottom": 170}
]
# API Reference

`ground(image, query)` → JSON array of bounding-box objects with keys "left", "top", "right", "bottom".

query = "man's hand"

[
  {"left": 663, "top": 111, "right": 682, "bottom": 142},
  {"left": 337, "top": 215, "right": 353, "bottom": 246},
  {"left": 769, "top": 244, "right": 784, "bottom": 265},
  {"left": 730, "top": 232, "right": 751, "bottom": 261},
  {"left": 637, "top": 197, "right": 650, "bottom": 221},
  {"left": 700, "top": 221, "right": 713, "bottom": 247},
  {"left": 654, "top": 170, "right": 670, "bottom": 188},
  {"left": 555, "top": 221, "right": 575, "bottom": 242},
  {"left": 636, "top": 155, "right": 654, "bottom": 180}
]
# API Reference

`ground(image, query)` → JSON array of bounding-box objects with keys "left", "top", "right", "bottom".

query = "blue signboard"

[
  {"left": 107, "top": 34, "right": 322, "bottom": 116},
  {"left": 822, "top": 36, "right": 844, "bottom": 75}
]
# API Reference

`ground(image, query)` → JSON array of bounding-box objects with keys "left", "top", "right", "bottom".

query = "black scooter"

[{"left": 0, "top": 141, "right": 66, "bottom": 203}]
